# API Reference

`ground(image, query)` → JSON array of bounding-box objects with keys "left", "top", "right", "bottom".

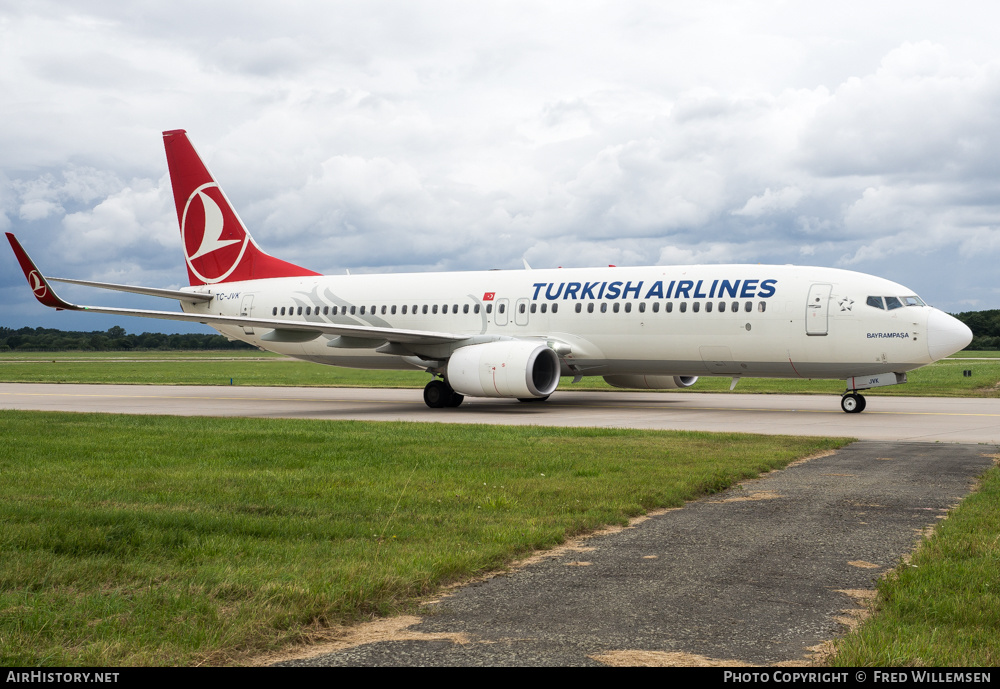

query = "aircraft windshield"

[{"left": 867, "top": 295, "right": 925, "bottom": 310}]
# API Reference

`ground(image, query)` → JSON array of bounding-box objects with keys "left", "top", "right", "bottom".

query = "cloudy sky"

[{"left": 3, "top": 0, "right": 999, "bottom": 333}]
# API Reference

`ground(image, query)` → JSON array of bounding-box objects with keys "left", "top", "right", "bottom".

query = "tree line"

[
  {"left": 0, "top": 326, "right": 254, "bottom": 352},
  {"left": 954, "top": 309, "right": 1000, "bottom": 350},
  {"left": 2, "top": 309, "right": 999, "bottom": 351}
]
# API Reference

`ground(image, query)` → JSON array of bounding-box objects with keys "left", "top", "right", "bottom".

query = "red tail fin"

[{"left": 163, "top": 130, "right": 319, "bottom": 285}]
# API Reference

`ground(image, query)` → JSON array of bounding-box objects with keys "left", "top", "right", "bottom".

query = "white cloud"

[{"left": 4, "top": 0, "right": 1000, "bottom": 327}]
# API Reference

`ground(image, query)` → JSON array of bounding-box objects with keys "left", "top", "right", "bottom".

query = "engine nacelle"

[
  {"left": 447, "top": 341, "right": 560, "bottom": 398},
  {"left": 603, "top": 374, "right": 698, "bottom": 390}
]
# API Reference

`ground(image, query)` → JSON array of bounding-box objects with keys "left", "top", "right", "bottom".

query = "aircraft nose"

[{"left": 927, "top": 309, "right": 973, "bottom": 361}]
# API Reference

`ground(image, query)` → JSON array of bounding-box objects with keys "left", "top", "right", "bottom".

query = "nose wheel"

[{"left": 841, "top": 392, "right": 866, "bottom": 413}]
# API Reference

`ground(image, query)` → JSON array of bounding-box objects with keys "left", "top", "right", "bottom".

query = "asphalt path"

[
  {"left": 2, "top": 383, "right": 1000, "bottom": 443},
  {"left": 273, "top": 442, "right": 996, "bottom": 666},
  {"left": 3, "top": 383, "right": 998, "bottom": 666}
]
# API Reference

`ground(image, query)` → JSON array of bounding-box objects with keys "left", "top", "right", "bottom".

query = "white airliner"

[{"left": 7, "top": 130, "right": 973, "bottom": 413}]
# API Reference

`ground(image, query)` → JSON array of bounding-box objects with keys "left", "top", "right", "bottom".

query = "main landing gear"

[
  {"left": 423, "top": 379, "right": 464, "bottom": 409},
  {"left": 841, "top": 392, "right": 867, "bottom": 414}
]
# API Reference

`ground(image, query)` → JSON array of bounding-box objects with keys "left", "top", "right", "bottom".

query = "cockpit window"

[
  {"left": 885, "top": 296, "right": 903, "bottom": 310},
  {"left": 902, "top": 295, "right": 925, "bottom": 307},
  {"left": 867, "top": 296, "right": 884, "bottom": 309}
]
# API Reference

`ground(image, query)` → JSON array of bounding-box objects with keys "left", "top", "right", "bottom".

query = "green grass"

[
  {"left": 830, "top": 460, "right": 1000, "bottom": 667},
  {"left": 0, "top": 410, "right": 847, "bottom": 666},
  {"left": 1, "top": 351, "right": 998, "bottom": 397}
]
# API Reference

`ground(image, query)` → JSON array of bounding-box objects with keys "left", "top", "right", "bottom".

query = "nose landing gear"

[{"left": 841, "top": 392, "right": 866, "bottom": 413}]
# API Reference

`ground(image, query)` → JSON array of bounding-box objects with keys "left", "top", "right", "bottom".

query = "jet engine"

[
  {"left": 603, "top": 374, "right": 698, "bottom": 389},
  {"left": 447, "top": 341, "right": 560, "bottom": 398}
]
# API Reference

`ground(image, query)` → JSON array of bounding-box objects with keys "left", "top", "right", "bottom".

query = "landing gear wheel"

[
  {"left": 424, "top": 380, "right": 448, "bottom": 408},
  {"left": 424, "top": 380, "right": 463, "bottom": 409},
  {"left": 841, "top": 393, "right": 866, "bottom": 414},
  {"left": 517, "top": 395, "right": 551, "bottom": 403}
]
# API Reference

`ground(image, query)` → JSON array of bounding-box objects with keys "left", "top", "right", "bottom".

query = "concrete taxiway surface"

[
  {"left": 273, "top": 442, "right": 996, "bottom": 666},
  {"left": 2, "top": 383, "right": 999, "bottom": 443}
]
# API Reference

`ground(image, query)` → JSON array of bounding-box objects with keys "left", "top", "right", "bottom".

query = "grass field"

[
  {"left": 0, "top": 410, "right": 849, "bottom": 666},
  {"left": 830, "top": 462, "right": 1000, "bottom": 667},
  {"left": 1, "top": 350, "right": 998, "bottom": 397}
]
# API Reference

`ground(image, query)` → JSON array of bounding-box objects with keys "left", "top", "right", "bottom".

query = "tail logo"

[
  {"left": 28, "top": 270, "right": 47, "bottom": 298},
  {"left": 181, "top": 183, "right": 249, "bottom": 284}
]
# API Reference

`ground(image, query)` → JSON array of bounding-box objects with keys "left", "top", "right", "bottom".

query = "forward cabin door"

[{"left": 805, "top": 284, "right": 831, "bottom": 336}]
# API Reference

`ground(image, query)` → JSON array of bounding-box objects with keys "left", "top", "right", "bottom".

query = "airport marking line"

[{"left": 3, "top": 389, "right": 1000, "bottom": 418}]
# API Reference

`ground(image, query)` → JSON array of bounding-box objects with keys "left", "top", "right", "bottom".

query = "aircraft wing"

[{"left": 6, "top": 233, "right": 467, "bottom": 346}]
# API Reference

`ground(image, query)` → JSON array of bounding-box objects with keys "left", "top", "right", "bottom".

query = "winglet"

[{"left": 5, "top": 233, "right": 79, "bottom": 310}]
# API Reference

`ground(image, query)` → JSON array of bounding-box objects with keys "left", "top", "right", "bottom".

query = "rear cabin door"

[{"left": 240, "top": 294, "right": 254, "bottom": 335}]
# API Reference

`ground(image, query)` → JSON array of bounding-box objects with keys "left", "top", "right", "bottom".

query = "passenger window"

[
  {"left": 297, "top": 307, "right": 303, "bottom": 316},
  {"left": 359, "top": 306, "right": 365, "bottom": 315},
  {"left": 718, "top": 301, "right": 725, "bottom": 313},
  {"left": 422, "top": 305, "right": 428, "bottom": 314},
  {"left": 324, "top": 306, "right": 329, "bottom": 315},
  {"left": 530, "top": 303, "right": 536, "bottom": 313},
  {"left": 731, "top": 301, "right": 738, "bottom": 313},
  {"left": 401, "top": 305, "right": 407, "bottom": 315},
  {"left": 474, "top": 304, "right": 480, "bottom": 314},
  {"left": 587, "top": 303, "right": 595, "bottom": 313},
  {"left": 486, "top": 304, "right": 492, "bottom": 314},
  {"left": 706, "top": 302, "right": 713, "bottom": 313},
  {"left": 381, "top": 305, "right": 387, "bottom": 315},
  {"left": 441, "top": 305, "right": 447, "bottom": 314},
  {"left": 391, "top": 305, "right": 396, "bottom": 315},
  {"left": 349, "top": 306, "right": 355, "bottom": 315},
  {"left": 638, "top": 302, "right": 645, "bottom": 313},
  {"left": 519, "top": 303, "right": 525, "bottom": 314},
  {"left": 745, "top": 301, "right": 752, "bottom": 312},
  {"left": 463, "top": 304, "right": 469, "bottom": 314},
  {"left": 272, "top": 307, "right": 277, "bottom": 316},
  {"left": 680, "top": 302, "right": 687, "bottom": 313},
  {"left": 601, "top": 303, "right": 607, "bottom": 313},
  {"left": 758, "top": 302, "right": 766, "bottom": 313},
  {"left": 652, "top": 302, "right": 660, "bottom": 313},
  {"left": 552, "top": 304, "right": 558, "bottom": 313},
  {"left": 885, "top": 296, "right": 903, "bottom": 310},
  {"left": 307, "top": 306, "right": 312, "bottom": 316},
  {"left": 625, "top": 303, "right": 632, "bottom": 313},
  {"left": 432, "top": 305, "right": 438, "bottom": 314},
  {"left": 332, "top": 306, "right": 338, "bottom": 316},
  {"left": 541, "top": 303, "right": 548, "bottom": 313},
  {"left": 666, "top": 302, "right": 673, "bottom": 313},
  {"left": 867, "top": 296, "right": 884, "bottom": 309},
  {"left": 613, "top": 303, "right": 620, "bottom": 313},
  {"left": 692, "top": 302, "right": 700, "bottom": 313},
  {"left": 499, "top": 303, "right": 506, "bottom": 314},
  {"left": 575, "top": 303, "right": 582, "bottom": 313},
  {"left": 280, "top": 307, "right": 285, "bottom": 316}
]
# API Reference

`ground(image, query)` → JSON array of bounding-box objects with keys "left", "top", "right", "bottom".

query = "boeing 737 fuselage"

[{"left": 7, "top": 130, "right": 973, "bottom": 412}]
